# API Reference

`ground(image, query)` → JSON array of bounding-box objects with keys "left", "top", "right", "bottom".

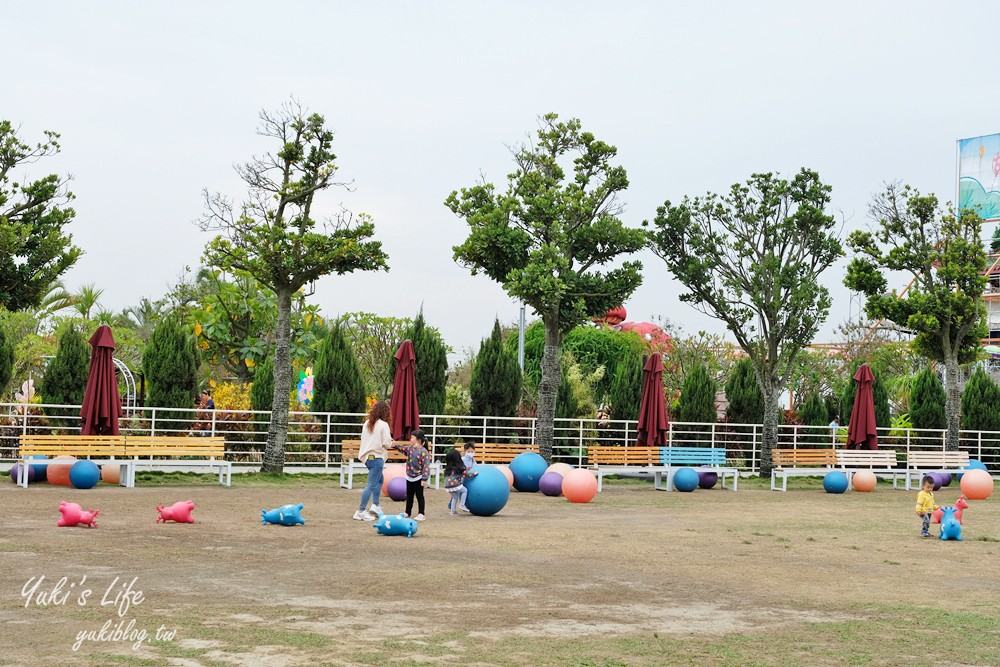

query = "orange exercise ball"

[
  {"left": 562, "top": 468, "right": 598, "bottom": 503},
  {"left": 47, "top": 456, "right": 77, "bottom": 486},
  {"left": 960, "top": 468, "right": 994, "bottom": 501},
  {"left": 546, "top": 462, "right": 573, "bottom": 478},
  {"left": 382, "top": 463, "right": 406, "bottom": 495},
  {"left": 100, "top": 464, "right": 121, "bottom": 485},
  {"left": 494, "top": 464, "right": 514, "bottom": 488},
  {"left": 852, "top": 470, "right": 877, "bottom": 492}
]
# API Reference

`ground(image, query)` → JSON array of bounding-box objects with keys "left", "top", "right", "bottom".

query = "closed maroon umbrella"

[
  {"left": 846, "top": 363, "right": 878, "bottom": 450},
  {"left": 389, "top": 340, "right": 420, "bottom": 440},
  {"left": 80, "top": 325, "right": 124, "bottom": 435},
  {"left": 636, "top": 353, "right": 669, "bottom": 446}
]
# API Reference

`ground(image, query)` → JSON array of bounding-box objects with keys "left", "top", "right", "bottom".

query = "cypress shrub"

[
  {"left": 910, "top": 365, "right": 947, "bottom": 431},
  {"left": 142, "top": 317, "right": 198, "bottom": 430},
  {"left": 608, "top": 350, "right": 645, "bottom": 422},
  {"left": 676, "top": 363, "right": 717, "bottom": 424},
  {"left": 725, "top": 357, "right": 764, "bottom": 425},
  {"left": 961, "top": 366, "right": 1000, "bottom": 432},
  {"left": 470, "top": 319, "right": 522, "bottom": 432},
  {"left": 393, "top": 309, "right": 447, "bottom": 415},
  {"left": 312, "top": 323, "right": 366, "bottom": 414},
  {"left": 0, "top": 326, "right": 12, "bottom": 398},
  {"left": 41, "top": 327, "right": 90, "bottom": 420}
]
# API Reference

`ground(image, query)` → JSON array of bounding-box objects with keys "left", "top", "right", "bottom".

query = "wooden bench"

[
  {"left": 587, "top": 446, "right": 666, "bottom": 492},
  {"left": 16, "top": 435, "right": 132, "bottom": 488},
  {"left": 770, "top": 448, "right": 837, "bottom": 491},
  {"left": 339, "top": 441, "right": 441, "bottom": 490},
  {"left": 656, "top": 447, "right": 740, "bottom": 491},
  {"left": 470, "top": 442, "right": 539, "bottom": 464},
  {"left": 125, "top": 436, "right": 231, "bottom": 487},
  {"left": 835, "top": 449, "right": 902, "bottom": 488},
  {"left": 904, "top": 451, "right": 971, "bottom": 490}
]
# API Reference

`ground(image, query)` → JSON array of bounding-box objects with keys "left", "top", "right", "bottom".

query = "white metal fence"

[{"left": 2, "top": 403, "right": 998, "bottom": 472}]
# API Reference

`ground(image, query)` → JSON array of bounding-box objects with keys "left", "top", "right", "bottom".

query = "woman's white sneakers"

[{"left": 353, "top": 510, "right": 376, "bottom": 521}]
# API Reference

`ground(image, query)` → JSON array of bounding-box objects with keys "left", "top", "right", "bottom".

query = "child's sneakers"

[
  {"left": 415, "top": 514, "right": 426, "bottom": 521},
  {"left": 449, "top": 510, "right": 459, "bottom": 516},
  {"left": 459, "top": 505, "right": 471, "bottom": 513},
  {"left": 921, "top": 532, "right": 932, "bottom": 538}
]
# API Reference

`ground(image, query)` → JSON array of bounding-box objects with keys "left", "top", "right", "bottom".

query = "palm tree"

[
  {"left": 33, "top": 280, "right": 80, "bottom": 332},
  {"left": 73, "top": 284, "right": 104, "bottom": 320},
  {"left": 123, "top": 297, "right": 164, "bottom": 342}
]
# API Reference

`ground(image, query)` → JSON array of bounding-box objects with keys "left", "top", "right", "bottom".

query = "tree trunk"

[
  {"left": 536, "top": 313, "right": 562, "bottom": 462},
  {"left": 262, "top": 288, "right": 293, "bottom": 473},
  {"left": 760, "top": 388, "right": 781, "bottom": 478},
  {"left": 943, "top": 354, "right": 962, "bottom": 451}
]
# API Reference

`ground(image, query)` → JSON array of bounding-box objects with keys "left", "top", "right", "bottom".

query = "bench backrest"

[
  {"left": 906, "top": 451, "right": 970, "bottom": 468},
  {"left": 661, "top": 447, "right": 726, "bottom": 466},
  {"left": 473, "top": 443, "right": 539, "bottom": 464},
  {"left": 772, "top": 448, "right": 837, "bottom": 468},
  {"left": 588, "top": 446, "right": 660, "bottom": 466},
  {"left": 19, "top": 435, "right": 127, "bottom": 457},
  {"left": 340, "top": 440, "right": 408, "bottom": 463},
  {"left": 835, "top": 450, "right": 898, "bottom": 468},
  {"left": 126, "top": 436, "right": 225, "bottom": 458}
]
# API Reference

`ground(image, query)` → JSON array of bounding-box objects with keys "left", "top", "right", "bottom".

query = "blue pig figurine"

[
  {"left": 939, "top": 505, "right": 962, "bottom": 541},
  {"left": 261, "top": 503, "right": 305, "bottom": 526},
  {"left": 373, "top": 512, "right": 418, "bottom": 538}
]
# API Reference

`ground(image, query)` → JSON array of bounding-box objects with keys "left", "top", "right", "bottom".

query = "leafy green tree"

[
  {"left": 961, "top": 366, "right": 1000, "bottom": 432},
  {"left": 337, "top": 312, "right": 413, "bottom": 398},
  {"left": 142, "top": 317, "right": 198, "bottom": 429},
  {"left": 607, "top": 350, "right": 644, "bottom": 422},
  {"left": 725, "top": 357, "right": 764, "bottom": 425},
  {"left": 250, "top": 356, "right": 275, "bottom": 413},
  {"left": 72, "top": 283, "right": 103, "bottom": 320},
  {"left": 0, "top": 322, "right": 13, "bottom": 397},
  {"left": 448, "top": 114, "right": 646, "bottom": 460},
  {"left": 393, "top": 309, "right": 448, "bottom": 415},
  {"left": 0, "top": 121, "right": 82, "bottom": 312},
  {"left": 199, "top": 101, "right": 388, "bottom": 473},
  {"left": 839, "top": 362, "right": 890, "bottom": 429},
  {"left": 675, "top": 364, "right": 717, "bottom": 424},
  {"left": 845, "top": 184, "right": 987, "bottom": 450},
  {"left": 647, "top": 169, "right": 842, "bottom": 476},
  {"left": 909, "top": 365, "right": 947, "bottom": 431},
  {"left": 312, "top": 323, "right": 366, "bottom": 414},
  {"left": 470, "top": 319, "right": 522, "bottom": 422},
  {"left": 799, "top": 392, "right": 828, "bottom": 426},
  {"left": 40, "top": 326, "right": 89, "bottom": 418}
]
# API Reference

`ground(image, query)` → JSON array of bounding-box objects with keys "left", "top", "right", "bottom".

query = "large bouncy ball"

[
  {"left": 926, "top": 472, "right": 942, "bottom": 491},
  {"left": 539, "top": 472, "right": 564, "bottom": 497},
  {"left": 69, "top": 460, "right": 101, "bottom": 490},
  {"left": 697, "top": 468, "right": 718, "bottom": 490},
  {"left": 852, "top": 470, "right": 877, "bottom": 492},
  {"left": 47, "top": 456, "right": 78, "bottom": 486},
  {"left": 960, "top": 469, "right": 994, "bottom": 501},
  {"left": 823, "top": 471, "right": 849, "bottom": 494},
  {"left": 939, "top": 472, "right": 953, "bottom": 487},
  {"left": 546, "top": 462, "right": 573, "bottom": 478},
  {"left": 382, "top": 464, "right": 405, "bottom": 495},
  {"left": 509, "top": 452, "right": 547, "bottom": 492},
  {"left": 386, "top": 476, "right": 407, "bottom": 502},
  {"left": 9, "top": 463, "right": 36, "bottom": 484},
  {"left": 562, "top": 468, "right": 598, "bottom": 503},
  {"left": 673, "top": 467, "right": 699, "bottom": 492},
  {"left": 958, "top": 459, "right": 988, "bottom": 481},
  {"left": 101, "top": 464, "right": 122, "bottom": 485},
  {"left": 463, "top": 465, "right": 510, "bottom": 516},
  {"left": 27, "top": 454, "right": 48, "bottom": 481},
  {"left": 495, "top": 464, "right": 514, "bottom": 488}
]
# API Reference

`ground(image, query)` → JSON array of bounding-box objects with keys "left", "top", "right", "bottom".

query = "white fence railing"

[{"left": 2, "top": 403, "right": 997, "bottom": 473}]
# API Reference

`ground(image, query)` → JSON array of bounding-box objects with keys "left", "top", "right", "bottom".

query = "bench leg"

[
  {"left": 770, "top": 472, "right": 776, "bottom": 491},
  {"left": 596, "top": 471, "right": 603, "bottom": 493},
  {"left": 732, "top": 472, "right": 738, "bottom": 492}
]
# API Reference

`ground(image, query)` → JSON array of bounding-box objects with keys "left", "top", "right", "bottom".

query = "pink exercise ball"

[
  {"left": 47, "top": 456, "right": 77, "bottom": 486},
  {"left": 562, "top": 468, "right": 598, "bottom": 503},
  {"left": 494, "top": 464, "right": 514, "bottom": 488},
  {"left": 960, "top": 469, "right": 994, "bottom": 501},
  {"left": 852, "top": 470, "right": 877, "bottom": 492},
  {"left": 546, "top": 462, "right": 573, "bottom": 478},
  {"left": 100, "top": 464, "right": 121, "bottom": 485},
  {"left": 382, "top": 464, "right": 405, "bottom": 495}
]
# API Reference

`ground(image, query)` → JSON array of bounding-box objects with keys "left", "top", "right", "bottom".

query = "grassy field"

[{"left": 1, "top": 472, "right": 998, "bottom": 666}]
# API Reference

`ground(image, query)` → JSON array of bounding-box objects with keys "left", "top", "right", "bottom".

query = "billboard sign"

[{"left": 959, "top": 133, "right": 1000, "bottom": 222}]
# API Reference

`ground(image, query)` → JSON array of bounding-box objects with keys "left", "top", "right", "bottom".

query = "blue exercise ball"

[
  {"left": 823, "top": 471, "right": 849, "bottom": 494},
  {"left": 9, "top": 463, "right": 36, "bottom": 484},
  {"left": 69, "top": 460, "right": 101, "bottom": 490},
  {"left": 26, "top": 454, "right": 48, "bottom": 481},
  {"left": 509, "top": 452, "right": 547, "bottom": 492},
  {"left": 958, "top": 459, "right": 988, "bottom": 481},
  {"left": 673, "top": 467, "right": 699, "bottom": 492},
  {"left": 464, "top": 465, "right": 510, "bottom": 516}
]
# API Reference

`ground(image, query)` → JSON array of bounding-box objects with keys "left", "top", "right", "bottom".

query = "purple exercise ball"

[
  {"left": 387, "top": 476, "right": 407, "bottom": 502},
  {"left": 9, "top": 463, "right": 36, "bottom": 484},
  {"left": 697, "top": 468, "right": 718, "bottom": 489},
  {"left": 939, "top": 472, "right": 952, "bottom": 487},
  {"left": 539, "top": 472, "right": 564, "bottom": 497},
  {"left": 925, "top": 472, "right": 942, "bottom": 491}
]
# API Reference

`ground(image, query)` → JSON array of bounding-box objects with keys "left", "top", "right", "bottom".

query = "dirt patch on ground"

[{"left": 1, "top": 477, "right": 998, "bottom": 665}]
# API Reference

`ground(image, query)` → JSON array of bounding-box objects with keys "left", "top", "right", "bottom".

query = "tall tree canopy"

[
  {"left": 312, "top": 323, "right": 366, "bottom": 414},
  {"left": 142, "top": 316, "right": 198, "bottom": 429},
  {"left": 336, "top": 312, "right": 413, "bottom": 398},
  {"left": 470, "top": 319, "right": 522, "bottom": 421},
  {"left": 0, "top": 121, "right": 82, "bottom": 311},
  {"left": 448, "top": 114, "right": 646, "bottom": 460},
  {"left": 844, "top": 184, "right": 987, "bottom": 450},
  {"left": 199, "top": 101, "right": 388, "bottom": 473},
  {"left": 647, "top": 169, "right": 842, "bottom": 476}
]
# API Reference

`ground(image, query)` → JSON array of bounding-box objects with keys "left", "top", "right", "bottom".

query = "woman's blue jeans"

[{"left": 360, "top": 458, "right": 384, "bottom": 511}]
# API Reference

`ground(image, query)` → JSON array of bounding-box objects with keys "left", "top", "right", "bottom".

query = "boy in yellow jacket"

[{"left": 915, "top": 475, "right": 939, "bottom": 538}]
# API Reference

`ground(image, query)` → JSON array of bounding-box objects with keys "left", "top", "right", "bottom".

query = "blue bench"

[{"left": 656, "top": 447, "right": 739, "bottom": 491}]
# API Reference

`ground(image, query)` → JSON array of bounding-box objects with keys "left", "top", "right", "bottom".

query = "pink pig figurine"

[
  {"left": 57, "top": 501, "right": 100, "bottom": 528},
  {"left": 156, "top": 500, "right": 196, "bottom": 524}
]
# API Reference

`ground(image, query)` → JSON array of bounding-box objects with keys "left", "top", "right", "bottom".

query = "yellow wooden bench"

[
  {"left": 338, "top": 440, "right": 440, "bottom": 490},
  {"left": 904, "top": 450, "right": 971, "bottom": 490},
  {"left": 16, "top": 435, "right": 132, "bottom": 488},
  {"left": 472, "top": 442, "right": 539, "bottom": 464},
  {"left": 770, "top": 448, "right": 837, "bottom": 491},
  {"left": 587, "top": 446, "right": 666, "bottom": 492},
  {"left": 125, "top": 436, "right": 230, "bottom": 486}
]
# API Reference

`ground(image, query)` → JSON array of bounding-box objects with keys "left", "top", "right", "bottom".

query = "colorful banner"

[{"left": 959, "top": 133, "right": 1000, "bottom": 222}]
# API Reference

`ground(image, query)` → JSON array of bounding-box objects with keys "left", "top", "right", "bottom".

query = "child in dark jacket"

[
  {"left": 391, "top": 429, "right": 431, "bottom": 521},
  {"left": 444, "top": 448, "right": 477, "bottom": 515}
]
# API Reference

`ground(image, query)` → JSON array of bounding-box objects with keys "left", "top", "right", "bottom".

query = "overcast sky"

[{"left": 7, "top": 1, "right": 1000, "bottom": 361}]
